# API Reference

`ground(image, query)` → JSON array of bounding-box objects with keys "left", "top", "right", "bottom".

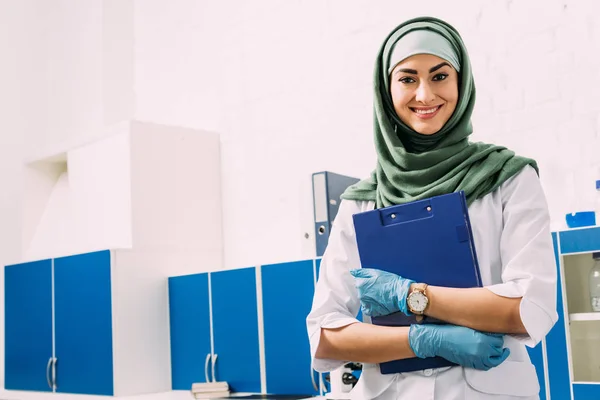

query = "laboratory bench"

[
  {"left": 166, "top": 227, "right": 600, "bottom": 400},
  {"left": 6, "top": 227, "right": 600, "bottom": 400}
]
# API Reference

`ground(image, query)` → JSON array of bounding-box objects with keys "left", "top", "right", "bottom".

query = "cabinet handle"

[
  {"left": 204, "top": 353, "right": 211, "bottom": 383},
  {"left": 310, "top": 367, "right": 318, "bottom": 392},
  {"left": 52, "top": 357, "right": 57, "bottom": 390},
  {"left": 319, "top": 373, "right": 327, "bottom": 395},
  {"left": 211, "top": 354, "right": 218, "bottom": 382},
  {"left": 46, "top": 357, "right": 52, "bottom": 389}
]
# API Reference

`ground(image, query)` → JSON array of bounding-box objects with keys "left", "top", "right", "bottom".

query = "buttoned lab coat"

[{"left": 306, "top": 166, "right": 558, "bottom": 400}]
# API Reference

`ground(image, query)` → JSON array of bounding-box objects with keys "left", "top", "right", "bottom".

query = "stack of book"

[{"left": 190, "top": 381, "right": 230, "bottom": 399}]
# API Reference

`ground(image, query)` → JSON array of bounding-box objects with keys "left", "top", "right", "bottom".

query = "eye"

[
  {"left": 399, "top": 77, "right": 416, "bottom": 84},
  {"left": 433, "top": 73, "right": 448, "bottom": 81}
]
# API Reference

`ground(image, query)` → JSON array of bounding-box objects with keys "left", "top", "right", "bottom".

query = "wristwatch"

[{"left": 407, "top": 283, "right": 429, "bottom": 315}]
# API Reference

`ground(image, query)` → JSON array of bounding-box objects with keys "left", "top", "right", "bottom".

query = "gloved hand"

[
  {"left": 350, "top": 268, "right": 414, "bottom": 317},
  {"left": 408, "top": 324, "right": 511, "bottom": 371}
]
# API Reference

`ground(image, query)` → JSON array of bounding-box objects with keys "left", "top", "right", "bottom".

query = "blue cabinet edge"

[
  {"left": 5, "top": 249, "right": 113, "bottom": 268},
  {"left": 573, "top": 383, "right": 600, "bottom": 399},
  {"left": 557, "top": 227, "right": 600, "bottom": 254}
]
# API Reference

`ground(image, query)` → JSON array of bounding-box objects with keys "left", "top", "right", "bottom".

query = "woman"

[{"left": 306, "top": 16, "right": 557, "bottom": 400}]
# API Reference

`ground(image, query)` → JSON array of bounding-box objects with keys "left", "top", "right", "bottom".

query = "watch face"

[{"left": 408, "top": 291, "right": 428, "bottom": 313}]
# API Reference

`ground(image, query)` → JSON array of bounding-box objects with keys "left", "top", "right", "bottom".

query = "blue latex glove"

[
  {"left": 350, "top": 268, "right": 414, "bottom": 317},
  {"left": 409, "top": 324, "right": 511, "bottom": 371}
]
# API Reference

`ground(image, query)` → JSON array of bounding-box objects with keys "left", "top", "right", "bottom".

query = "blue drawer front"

[
  {"left": 559, "top": 227, "right": 600, "bottom": 254},
  {"left": 169, "top": 273, "right": 212, "bottom": 389},
  {"left": 262, "top": 260, "right": 317, "bottom": 395},
  {"left": 211, "top": 267, "right": 261, "bottom": 393},
  {"left": 574, "top": 383, "right": 600, "bottom": 399},
  {"left": 5, "top": 259, "right": 53, "bottom": 392},
  {"left": 54, "top": 250, "right": 113, "bottom": 395},
  {"left": 546, "top": 233, "right": 572, "bottom": 400}
]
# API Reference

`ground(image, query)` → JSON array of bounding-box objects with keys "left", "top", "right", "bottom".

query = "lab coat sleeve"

[
  {"left": 306, "top": 199, "right": 364, "bottom": 373},
  {"left": 485, "top": 165, "right": 559, "bottom": 347}
]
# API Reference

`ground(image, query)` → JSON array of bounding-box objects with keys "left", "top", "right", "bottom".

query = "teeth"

[{"left": 413, "top": 107, "right": 439, "bottom": 115}]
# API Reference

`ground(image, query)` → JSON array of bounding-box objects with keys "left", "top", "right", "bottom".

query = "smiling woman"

[
  {"left": 389, "top": 55, "right": 458, "bottom": 135},
  {"left": 306, "top": 16, "right": 558, "bottom": 400}
]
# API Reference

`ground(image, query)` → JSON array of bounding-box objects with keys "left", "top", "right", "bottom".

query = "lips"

[{"left": 410, "top": 105, "right": 443, "bottom": 119}]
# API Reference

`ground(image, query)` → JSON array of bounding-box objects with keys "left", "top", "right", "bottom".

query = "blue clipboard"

[{"left": 352, "top": 190, "right": 482, "bottom": 374}]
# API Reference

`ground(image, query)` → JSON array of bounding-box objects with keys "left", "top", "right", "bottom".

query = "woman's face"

[{"left": 389, "top": 54, "right": 459, "bottom": 135}]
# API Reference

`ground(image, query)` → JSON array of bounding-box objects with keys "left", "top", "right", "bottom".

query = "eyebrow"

[{"left": 394, "top": 62, "right": 451, "bottom": 76}]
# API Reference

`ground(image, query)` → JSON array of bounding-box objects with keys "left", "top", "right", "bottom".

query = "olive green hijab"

[{"left": 341, "top": 16, "right": 537, "bottom": 207}]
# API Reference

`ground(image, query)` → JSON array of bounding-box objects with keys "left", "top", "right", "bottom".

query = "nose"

[{"left": 415, "top": 82, "right": 435, "bottom": 104}]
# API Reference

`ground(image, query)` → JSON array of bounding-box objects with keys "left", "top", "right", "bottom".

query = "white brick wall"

[{"left": 133, "top": 0, "right": 600, "bottom": 268}]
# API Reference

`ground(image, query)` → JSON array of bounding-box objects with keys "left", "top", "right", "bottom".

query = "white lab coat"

[{"left": 306, "top": 165, "right": 558, "bottom": 399}]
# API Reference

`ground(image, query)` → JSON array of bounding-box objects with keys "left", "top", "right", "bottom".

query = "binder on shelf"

[
  {"left": 312, "top": 171, "right": 360, "bottom": 257},
  {"left": 352, "top": 190, "right": 482, "bottom": 374}
]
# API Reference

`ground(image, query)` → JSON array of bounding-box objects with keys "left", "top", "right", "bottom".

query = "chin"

[{"left": 412, "top": 124, "right": 442, "bottom": 135}]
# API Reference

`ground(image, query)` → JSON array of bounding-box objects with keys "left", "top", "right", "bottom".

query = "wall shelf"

[{"left": 569, "top": 313, "right": 600, "bottom": 322}]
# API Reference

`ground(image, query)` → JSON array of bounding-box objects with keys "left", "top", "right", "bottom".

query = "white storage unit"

[
  {"left": 547, "top": 226, "right": 600, "bottom": 399},
  {"left": 5, "top": 120, "right": 223, "bottom": 398}
]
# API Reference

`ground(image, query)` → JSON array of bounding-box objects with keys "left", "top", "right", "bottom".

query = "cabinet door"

[
  {"left": 169, "top": 272, "right": 212, "bottom": 389},
  {"left": 546, "top": 233, "right": 572, "bottom": 400},
  {"left": 211, "top": 267, "right": 261, "bottom": 393},
  {"left": 54, "top": 250, "right": 113, "bottom": 395},
  {"left": 262, "top": 260, "right": 318, "bottom": 395},
  {"left": 527, "top": 342, "right": 546, "bottom": 400},
  {"left": 5, "top": 259, "right": 53, "bottom": 392}
]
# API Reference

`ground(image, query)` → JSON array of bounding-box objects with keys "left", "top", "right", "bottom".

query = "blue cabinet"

[
  {"left": 546, "top": 232, "right": 572, "bottom": 400},
  {"left": 4, "top": 250, "right": 114, "bottom": 396},
  {"left": 54, "top": 251, "right": 113, "bottom": 395},
  {"left": 168, "top": 273, "right": 212, "bottom": 390},
  {"left": 5, "top": 259, "right": 53, "bottom": 392},
  {"left": 212, "top": 268, "right": 261, "bottom": 392},
  {"left": 262, "top": 260, "right": 318, "bottom": 395},
  {"left": 169, "top": 268, "right": 261, "bottom": 392}
]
